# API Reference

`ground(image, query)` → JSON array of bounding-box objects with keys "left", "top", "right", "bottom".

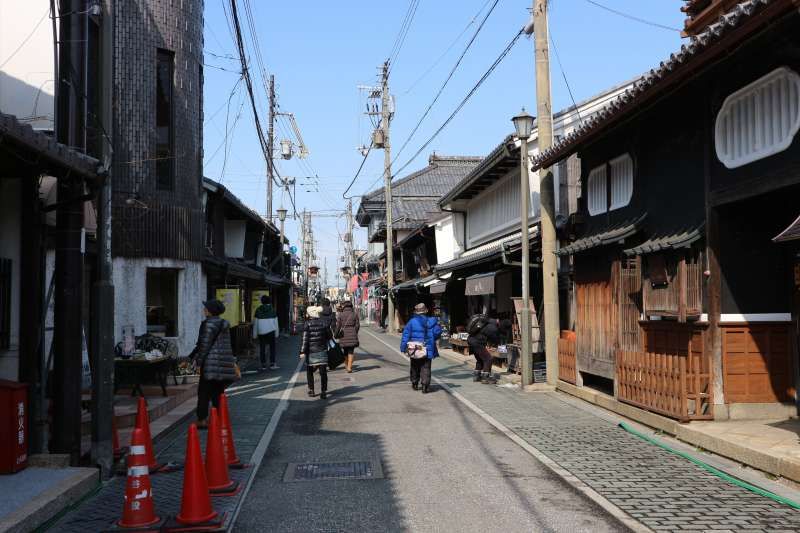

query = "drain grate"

[{"left": 283, "top": 460, "right": 383, "bottom": 482}]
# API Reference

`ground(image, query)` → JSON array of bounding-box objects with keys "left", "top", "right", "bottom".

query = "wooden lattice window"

[
  {"left": 0, "top": 258, "right": 11, "bottom": 350},
  {"left": 619, "top": 257, "right": 642, "bottom": 352},
  {"left": 643, "top": 248, "right": 703, "bottom": 321}
]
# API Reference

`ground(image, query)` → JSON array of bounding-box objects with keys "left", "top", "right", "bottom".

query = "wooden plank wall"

[
  {"left": 575, "top": 259, "right": 619, "bottom": 378},
  {"left": 558, "top": 337, "right": 577, "bottom": 384},
  {"left": 722, "top": 323, "right": 794, "bottom": 403},
  {"left": 643, "top": 251, "right": 703, "bottom": 318}
]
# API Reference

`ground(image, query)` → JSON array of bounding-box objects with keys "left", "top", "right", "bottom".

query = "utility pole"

[
  {"left": 90, "top": 0, "right": 115, "bottom": 479},
  {"left": 53, "top": 0, "right": 86, "bottom": 465},
  {"left": 534, "top": 0, "right": 561, "bottom": 386},
  {"left": 381, "top": 61, "right": 395, "bottom": 332},
  {"left": 267, "top": 75, "right": 275, "bottom": 219},
  {"left": 346, "top": 197, "right": 354, "bottom": 278}
]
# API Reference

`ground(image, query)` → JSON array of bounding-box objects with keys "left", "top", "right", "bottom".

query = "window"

[
  {"left": 156, "top": 49, "right": 175, "bottom": 190},
  {"left": 715, "top": 67, "right": 800, "bottom": 168},
  {"left": 587, "top": 164, "right": 607, "bottom": 215},
  {"left": 146, "top": 268, "right": 179, "bottom": 337},
  {"left": 609, "top": 154, "right": 633, "bottom": 210},
  {"left": 0, "top": 258, "right": 10, "bottom": 350}
]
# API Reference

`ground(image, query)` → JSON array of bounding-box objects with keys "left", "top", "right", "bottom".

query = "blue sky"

[{"left": 202, "top": 0, "right": 685, "bottom": 287}]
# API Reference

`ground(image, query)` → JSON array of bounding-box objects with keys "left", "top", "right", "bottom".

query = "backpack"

[{"left": 466, "top": 314, "right": 489, "bottom": 335}]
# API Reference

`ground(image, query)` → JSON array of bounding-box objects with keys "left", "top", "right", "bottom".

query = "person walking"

[
  {"left": 254, "top": 295, "right": 279, "bottom": 370},
  {"left": 400, "top": 303, "right": 437, "bottom": 393},
  {"left": 335, "top": 300, "right": 360, "bottom": 373},
  {"left": 300, "top": 306, "right": 331, "bottom": 399},
  {"left": 320, "top": 298, "right": 335, "bottom": 330},
  {"left": 190, "top": 299, "right": 239, "bottom": 428}
]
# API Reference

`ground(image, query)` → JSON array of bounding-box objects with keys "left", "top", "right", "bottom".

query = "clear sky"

[{"left": 202, "top": 0, "right": 686, "bottom": 288}]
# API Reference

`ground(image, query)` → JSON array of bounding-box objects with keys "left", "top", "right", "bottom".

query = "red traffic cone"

[
  {"left": 205, "top": 408, "right": 239, "bottom": 496},
  {"left": 218, "top": 394, "right": 244, "bottom": 469},
  {"left": 134, "top": 397, "right": 162, "bottom": 473},
  {"left": 117, "top": 428, "right": 160, "bottom": 529},
  {"left": 175, "top": 424, "right": 219, "bottom": 526}
]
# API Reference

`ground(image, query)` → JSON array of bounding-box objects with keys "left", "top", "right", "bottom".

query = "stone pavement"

[
  {"left": 48, "top": 335, "right": 300, "bottom": 532},
  {"left": 365, "top": 328, "right": 800, "bottom": 533}
]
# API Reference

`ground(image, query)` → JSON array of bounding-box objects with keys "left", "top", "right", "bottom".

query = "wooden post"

[{"left": 678, "top": 257, "right": 687, "bottom": 323}]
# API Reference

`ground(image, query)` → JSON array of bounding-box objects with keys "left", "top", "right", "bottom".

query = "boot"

[
  {"left": 411, "top": 382, "right": 419, "bottom": 391},
  {"left": 472, "top": 371, "right": 482, "bottom": 382},
  {"left": 481, "top": 372, "right": 497, "bottom": 384},
  {"left": 320, "top": 391, "right": 327, "bottom": 400},
  {"left": 421, "top": 385, "right": 429, "bottom": 394},
  {"left": 308, "top": 389, "right": 315, "bottom": 397}
]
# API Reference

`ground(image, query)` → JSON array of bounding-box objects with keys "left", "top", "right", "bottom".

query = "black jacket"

[
  {"left": 191, "top": 316, "right": 238, "bottom": 381},
  {"left": 301, "top": 318, "right": 331, "bottom": 355},
  {"left": 468, "top": 319, "right": 500, "bottom": 350}
]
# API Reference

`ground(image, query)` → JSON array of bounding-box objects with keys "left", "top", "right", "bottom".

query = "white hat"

[{"left": 307, "top": 306, "right": 322, "bottom": 319}]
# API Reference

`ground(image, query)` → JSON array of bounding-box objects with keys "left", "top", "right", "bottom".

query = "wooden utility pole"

[
  {"left": 267, "top": 75, "right": 275, "bottom": 219},
  {"left": 534, "top": 0, "right": 561, "bottom": 385},
  {"left": 381, "top": 61, "right": 395, "bottom": 332}
]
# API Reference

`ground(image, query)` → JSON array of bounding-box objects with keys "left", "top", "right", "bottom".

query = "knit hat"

[
  {"left": 307, "top": 306, "right": 322, "bottom": 319},
  {"left": 414, "top": 303, "right": 428, "bottom": 314}
]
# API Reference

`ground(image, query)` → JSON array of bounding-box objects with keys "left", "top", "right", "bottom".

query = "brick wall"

[{"left": 112, "top": 0, "right": 204, "bottom": 260}]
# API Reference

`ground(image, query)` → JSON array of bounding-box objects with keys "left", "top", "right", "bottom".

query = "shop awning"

[
  {"left": 465, "top": 272, "right": 497, "bottom": 296},
  {"left": 429, "top": 282, "right": 447, "bottom": 294},
  {"left": 556, "top": 213, "right": 646, "bottom": 256},
  {"left": 623, "top": 221, "right": 705, "bottom": 256},
  {"left": 434, "top": 226, "right": 540, "bottom": 274},
  {"left": 774, "top": 214, "right": 800, "bottom": 243}
]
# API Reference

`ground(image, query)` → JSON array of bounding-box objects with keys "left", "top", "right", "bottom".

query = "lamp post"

[{"left": 512, "top": 108, "right": 535, "bottom": 388}]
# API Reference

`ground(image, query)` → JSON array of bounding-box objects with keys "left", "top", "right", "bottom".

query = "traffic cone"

[
  {"left": 116, "top": 428, "right": 160, "bottom": 529},
  {"left": 205, "top": 408, "right": 239, "bottom": 496},
  {"left": 173, "top": 424, "right": 219, "bottom": 528},
  {"left": 218, "top": 394, "right": 245, "bottom": 469},
  {"left": 134, "top": 397, "right": 163, "bottom": 473}
]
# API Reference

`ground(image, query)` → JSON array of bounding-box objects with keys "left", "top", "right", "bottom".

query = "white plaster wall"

[
  {"left": 0, "top": 179, "right": 21, "bottom": 380},
  {"left": 434, "top": 215, "right": 458, "bottom": 264},
  {"left": 0, "top": 0, "right": 56, "bottom": 130},
  {"left": 112, "top": 258, "right": 206, "bottom": 356}
]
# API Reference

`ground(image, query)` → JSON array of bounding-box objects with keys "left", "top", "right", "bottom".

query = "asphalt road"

[{"left": 234, "top": 331, "right": 624, "bottom": 533}]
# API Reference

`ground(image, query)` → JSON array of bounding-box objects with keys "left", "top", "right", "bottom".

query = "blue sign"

[{"left": 290, "top": 245, "right": 298, "bottom": 254}]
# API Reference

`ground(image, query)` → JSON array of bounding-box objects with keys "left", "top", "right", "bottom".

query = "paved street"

[{"left": 235, "top": 331, "right": 625, "bottom": 533}]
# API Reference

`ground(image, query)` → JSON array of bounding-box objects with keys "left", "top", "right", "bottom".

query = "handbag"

[
  {"left": 406, "top": 341, "right": 427, "bottom": 359},
  {"left": 328, "top": 342, "right": 345, "bottom": 370},
  {"left": 335, "top": 314, "right": 354, "bottom": 339}
]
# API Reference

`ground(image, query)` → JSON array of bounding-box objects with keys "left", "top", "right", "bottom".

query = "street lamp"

[{"left": 512, "top": 108, "right": 535, "bottom": 388}]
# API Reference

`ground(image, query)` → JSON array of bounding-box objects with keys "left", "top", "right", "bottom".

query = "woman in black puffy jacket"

[
  {"left": 189, "top": 299, "right": 238, "bottom": 428},
  {"left": 300, "top": 306, "right": 332, "bottom": 399}
]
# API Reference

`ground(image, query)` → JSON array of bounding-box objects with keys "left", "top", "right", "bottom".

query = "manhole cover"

[{"left": 283, "top": 460, "right": 383, "bottom": 482}]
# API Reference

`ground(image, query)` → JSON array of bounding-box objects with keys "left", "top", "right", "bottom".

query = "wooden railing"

[
  {"left": 617, "top": 350, "right": 689, "bottom": 422},
  {"left": 558, "top": 338, "right": 577, "bottom": 385}
]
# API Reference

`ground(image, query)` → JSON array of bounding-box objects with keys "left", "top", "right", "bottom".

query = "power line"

[
  {"left": 391, "top": 0, "right": 501, "bottom": 165},
  {"left": 393, "top": 28, "right": 525, "bottom": 179},
  {"left": 403, "top": 0, "right": 493, "bottom": 95},
  {"left": 388, "top": 0, "right": 422, "bottom": 67},
  {"left": 549, "top": 29, "right": 582, "bottom": 126},
  {"left": 0, "top": 8, "right": 49, "bottom": 69},
  {"left": 342, "top": 141, "right": 374, "bottom": 199},
  {"left": 582, "top": 0, "right": 681, "bottom": 32}
]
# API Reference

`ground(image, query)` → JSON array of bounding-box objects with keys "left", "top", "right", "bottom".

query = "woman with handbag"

[
  {"left": 400, "top": 303, "right": 437, "bottom": 394},
  {"left": 189, "top": 299, "right": 239, "bottom": 429},
  {"left": 335, "top": 300, "right": 360, "bottom": 373},
  {"left": 300, "top": 306, "right": 331, "bottom": 399}
]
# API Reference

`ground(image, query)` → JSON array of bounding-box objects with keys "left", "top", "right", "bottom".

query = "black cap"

[{"left": 203, "top": 299, "right": 226, "bottom": 316}]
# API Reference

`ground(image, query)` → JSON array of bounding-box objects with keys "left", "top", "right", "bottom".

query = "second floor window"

[
  {"left": 587, "top": 153, "right": 633, "bottom": 215},
  {"left": 156, "top": 49, "right": 175, "bottom": 190}
]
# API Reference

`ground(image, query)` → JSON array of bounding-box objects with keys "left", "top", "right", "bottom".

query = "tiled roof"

[
  {"left": 0, "top": 112, "right": 100, "bottom": 179},
  {"left": 555, "top": 213, "right": 646, "bottom": 256},
  {"left": 363, "top": 155, "right": 481, "bottom": 202},
  {"left": 440, "top": 134, "right": 516, "bottom": 206},
  {"left": 531, "top": 0, "right": 788, "bottom": 172},
  {"left": 624, "top": 222, "right": 705, "bottom": 255},
  {"left": 390, "top": 273, "right": 438, "bottom": 293}
]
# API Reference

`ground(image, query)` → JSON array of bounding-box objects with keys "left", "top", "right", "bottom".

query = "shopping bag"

[{"left": 327, "top": 342, "right": 345, "bottom": 370}]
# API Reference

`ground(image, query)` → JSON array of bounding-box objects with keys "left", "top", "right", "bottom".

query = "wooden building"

[{"left": 536, "top": 0, "right": 800, "bottom": 421}]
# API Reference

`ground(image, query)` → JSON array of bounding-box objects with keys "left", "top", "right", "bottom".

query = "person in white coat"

[{"left": 253, "top": 295, "right": 279, "bottom": 370}]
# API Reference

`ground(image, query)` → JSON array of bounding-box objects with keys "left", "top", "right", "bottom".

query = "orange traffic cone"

[
  {"left": 117, "top": 428, "right": 160, "bottom": 529},
  {"left": 134, "top": 397, "right": 162, "bottom": 473},
  {"left": 205, "top": 408, "right": 239, "bottom": 496},
  {"left": 218, "top": 394, "right": 244, "bottom": 469},
  {"left": 173, "top": 424, "right": 219, "bottom": 528}
]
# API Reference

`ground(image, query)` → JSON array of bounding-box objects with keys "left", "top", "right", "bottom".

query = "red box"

[{"left": 0, "top": 380, "right": 28, "bottom": 474}]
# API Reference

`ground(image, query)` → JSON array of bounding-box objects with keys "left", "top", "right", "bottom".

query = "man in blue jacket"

[{"left": 400, "top": 303, "right": 441, "bottom": 394}]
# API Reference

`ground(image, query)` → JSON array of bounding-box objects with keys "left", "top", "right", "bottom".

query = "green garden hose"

[{"left": 618, "top": 422, "right": 800, "bottom": 510}]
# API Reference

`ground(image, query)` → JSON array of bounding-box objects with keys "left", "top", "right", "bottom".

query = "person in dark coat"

[
  {"left": 400, "top": 303, "right": 438, "bottom": 393},
  {"left": 320, "top": 298, "right": 335, "bottom": 331},
  {"left": 335, "top": 300, "right": 360, "bottom": 373},
  {"left": 189, "top": 299, "right": 238, "bottom": 428},
  {"left": 254, "top": 295, "right": 278, "bottom": 370},
  {"left": 468, "top": 316, "right": 500, "bottom": 384},
  {"left": 300, "top": 306, "right": 331, "bottom": 399}
]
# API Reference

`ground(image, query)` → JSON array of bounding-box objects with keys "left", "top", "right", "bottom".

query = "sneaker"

[
  {"left": 472, "top": 372, "right": 482, "bottom": 382},
  {"left": 270, "top": 364, "right": 279, "bottom": 370},
  {"left": 481, "top": 374, "right": 497, "bottom": 384}
]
